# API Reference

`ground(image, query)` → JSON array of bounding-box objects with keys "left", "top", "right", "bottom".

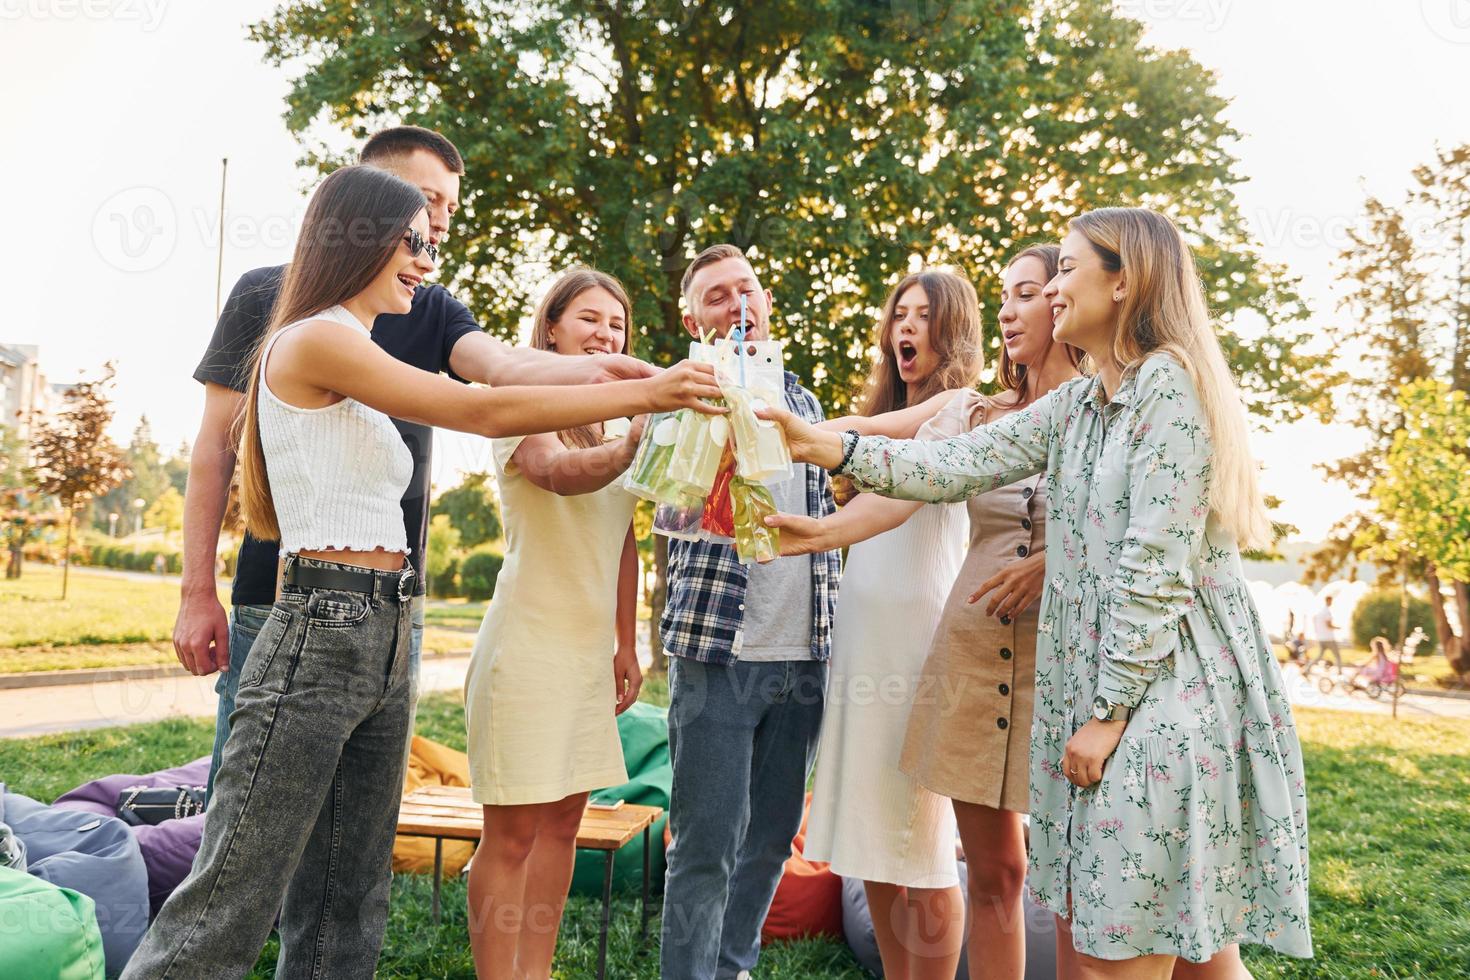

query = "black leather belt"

[{"left": 282, "top": 557, "right": 414, "bottom": 602}]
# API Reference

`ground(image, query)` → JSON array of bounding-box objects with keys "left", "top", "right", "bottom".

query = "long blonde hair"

[
  {"left": 857, "top": 268, "right": 984, "bottom": 417},
  {"left": 1070, "top": 207, "right": 1271, "bottom": 549},
  {"left": 238, "top": 166, "right": 428, "bottom": 542},
  {"left": 527, "top": 267, "right": 637, "bottom": 449}
]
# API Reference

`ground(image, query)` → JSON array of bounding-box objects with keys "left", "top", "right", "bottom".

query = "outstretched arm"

[
  {"left": 819, "top": 388, "right": 965, "bottom": 437},
  {"left": 449, "top": 330, "right": 657, "bottom": 387},
  {"left": 759, "top": 392, "right": 1057, "bottom": 504},
  {"left": 511, "top": 416, "right": 645, "bottom": 496},
  {"left": 285, "top": 321, "right": 722, "bottom": 438},
  {"left": 765, "top": 491, "right": 923, "bottom": 557}
]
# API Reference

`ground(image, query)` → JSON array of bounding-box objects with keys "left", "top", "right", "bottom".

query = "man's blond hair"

[{"left": 680, "top": 244, "right": 750, "bottom": 303}]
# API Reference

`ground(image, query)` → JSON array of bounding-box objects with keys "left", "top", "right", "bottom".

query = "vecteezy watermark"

[
  {"left": 1421, "top": 0, "right": 1470, "bottom": 43},
  {"left": 1251, "top": 206, "right": 1455, "bottom": 253},
  {"left": 0, "top": 0, "right": 168, "bottom": 32},
  {"left": 1115, "top": 0, "right": 1232, "bottom": 32},
  {"left": 92, "top": 186, "right": 177, "bottom": 273}
]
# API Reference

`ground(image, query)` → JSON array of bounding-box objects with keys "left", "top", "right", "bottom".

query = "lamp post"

[
  {"left": 132, "top": 497, "right": 146, "bottom": 535},
  {"left": 108, "top": 512, "right": 119, "bottom": 538}
]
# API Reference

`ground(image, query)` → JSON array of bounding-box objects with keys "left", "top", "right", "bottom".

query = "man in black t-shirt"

[{"left": 176, "top": 127, "right": 656, "bottom": 797}]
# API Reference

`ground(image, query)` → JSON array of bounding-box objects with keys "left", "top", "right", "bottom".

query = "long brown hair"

[
  {"left": 527, "top": 267, "right": 637, "bottom": 449},
  {"left": 996, "top": 244, "right": 1085, "bottom": 406},
  {"left": 238, "top": 165, "right": 428, "bottom": 541},
  {"left": 857, "top": 269, "right": 984, "bottom": 417}
]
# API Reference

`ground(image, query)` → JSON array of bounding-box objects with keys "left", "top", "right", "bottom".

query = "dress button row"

[
  {"left": 996, "top": 718, "right": 1009, "bottom": 730},
  {"left": 1000, "top": 648, "right": 1013, "bottom": 660},
  {"left": 999, "top": 683, "right": 1010, "bottom": 695}
]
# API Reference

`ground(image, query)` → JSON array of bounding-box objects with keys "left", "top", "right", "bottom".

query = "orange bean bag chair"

[
  {"left": 665, "top": 791, "right": 843, "bottom": 943},
  {"left": 393, "top": 735, "right": 476, "bottom": 877}
]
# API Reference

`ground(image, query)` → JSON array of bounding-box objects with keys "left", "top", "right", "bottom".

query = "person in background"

[{"left": 1309, "top": 595, "right": 1343, "bottom": 674}]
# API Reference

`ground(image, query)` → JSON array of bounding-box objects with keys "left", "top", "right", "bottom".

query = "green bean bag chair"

[
  {"left": 570, "top": 701, "right": 671, "bottom": 896},
  {"left": 0, "top": 865, "right": 105, "bottom": 980}
]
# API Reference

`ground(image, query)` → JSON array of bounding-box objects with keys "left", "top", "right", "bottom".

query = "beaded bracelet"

[{"left": 830, "top": 429, "right": 861, "bottom": 475}]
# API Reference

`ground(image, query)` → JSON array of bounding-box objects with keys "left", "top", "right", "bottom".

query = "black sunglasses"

[{"left": 402, "top": 228, "right": 439, "bottom": 263}]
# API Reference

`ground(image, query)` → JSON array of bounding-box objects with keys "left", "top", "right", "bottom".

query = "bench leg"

[
  {"left": 596, "top": 850, "right": 615, "bottom": 980},
  {"left": 432, "top": 838, "right": 443, "bottom": 925},
  {"left": 640, "top": 825, "right": 652, "bottom": 947}
]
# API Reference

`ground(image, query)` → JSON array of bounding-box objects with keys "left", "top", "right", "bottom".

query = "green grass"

[
  {"left": 423, "top": 598, "right": 489, "bottom": 632},
  {"left": 1, "top": 698, "right": 1465, "bottom": 976},
  {"left": 1239, "top": 708, "right": 1470, "bottom": 978},
  {"left": 0, "top": 565, "right": 221, "bottom": 649}
]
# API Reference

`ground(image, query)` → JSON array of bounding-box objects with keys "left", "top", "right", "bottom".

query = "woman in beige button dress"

[{"left": 775, "top": 246, "right": 1083, "bottom": 979}]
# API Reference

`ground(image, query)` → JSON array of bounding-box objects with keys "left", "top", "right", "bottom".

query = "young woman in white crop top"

[{"left": 123, "top": 165, "right": 725, "bottom": 980}]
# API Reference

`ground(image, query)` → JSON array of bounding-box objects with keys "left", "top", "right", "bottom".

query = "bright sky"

[{"left": 3, "top": 1, "right": 1468, "bottom": 541}]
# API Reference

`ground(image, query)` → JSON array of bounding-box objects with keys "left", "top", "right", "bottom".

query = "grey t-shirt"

[{"left": 739, "top": 465, "right": 815, "bottom": 662}]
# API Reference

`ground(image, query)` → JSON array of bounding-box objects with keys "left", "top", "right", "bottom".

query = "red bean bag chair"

[{"left": 760, "top": 792, "right": 844, "bottom": 943}]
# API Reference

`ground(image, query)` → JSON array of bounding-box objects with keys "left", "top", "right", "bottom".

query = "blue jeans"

[
  {"left": 660, "top": 657, "right": 827, "bottom": 980},
  {"left": 208, "top": 597, "right": 424, "bottom": 803}
]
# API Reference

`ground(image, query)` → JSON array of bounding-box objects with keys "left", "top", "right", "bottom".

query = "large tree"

[
  {"left": 252, "top": 0, "right": 1330, "bottom": 652},
  {"left": 251, "top": 0, "right": 1324, "bottom": 416}
]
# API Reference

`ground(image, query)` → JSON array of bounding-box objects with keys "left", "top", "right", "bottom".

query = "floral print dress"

[{"left": 841, "top": 353, "right": 1312, "bottom": 963}]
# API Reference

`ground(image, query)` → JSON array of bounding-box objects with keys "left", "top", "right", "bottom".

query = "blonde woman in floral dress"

[{"left": 763, "top": 207, "right": 1312, "bottom": 979}]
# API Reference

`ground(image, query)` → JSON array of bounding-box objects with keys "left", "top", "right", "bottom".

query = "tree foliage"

[
  {"left": 1312, "top": 143, "right": 1470, "bottom": 678},
  {"left": 28, "top": 366, "right": 130, "bottom": 597},
  {"left": 1360, "top": 380, "right": 1470, "bottom": 586},
  {"left": 250, "top": 0, "right": 1327, "bottom": 419},
  {"left": 430, "top": 471, "right": 503, "bottom": 547}
]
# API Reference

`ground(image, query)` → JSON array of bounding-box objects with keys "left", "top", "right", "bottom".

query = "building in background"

[{"left": 0, "top": 343, "right": 68, "bottom": 444}]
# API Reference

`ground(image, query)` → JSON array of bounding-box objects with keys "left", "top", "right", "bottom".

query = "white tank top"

[{"left": 257, "top": 305, "right": 413, "bottom": 557}]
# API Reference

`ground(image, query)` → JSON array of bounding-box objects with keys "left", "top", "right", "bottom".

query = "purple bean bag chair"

[
  {"left": 1, "top": 791, "right": 148, "bottom": 977},
  {"left": 840, "top": 861, "right": 1060, "bottom": 979},
  {"left": 54, "top": 757, "right": 210, "bottom": 919}
]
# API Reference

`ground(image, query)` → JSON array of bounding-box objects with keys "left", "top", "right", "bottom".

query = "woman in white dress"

[
  {"left": 782, "top": 247, "right": 1084, "bottom": 979},
  {"left": 802, "top": 269, "right": 984, "bottom": 979},
  {"left": 463, "top": 268, "right": 652, "bottom": 979}
]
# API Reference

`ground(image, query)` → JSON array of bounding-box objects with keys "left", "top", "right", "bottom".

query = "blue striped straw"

[{"left": 737, "top": 293, "right": 748, "bottom": 387}]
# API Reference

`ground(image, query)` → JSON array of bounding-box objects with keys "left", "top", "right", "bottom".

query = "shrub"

[
  {"left": 1351, "top": 589, "right": 1438, "bottom": 655},
  {"left": 460, "top": 546, "right": 505, "bottom": 602},
  {"left": 430, "top": 557, "right": 461, "bottom": 599}
]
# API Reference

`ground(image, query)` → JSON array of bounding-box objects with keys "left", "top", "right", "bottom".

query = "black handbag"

[{"left": 116, "top": 785, "right": 207, "bottom": 826}]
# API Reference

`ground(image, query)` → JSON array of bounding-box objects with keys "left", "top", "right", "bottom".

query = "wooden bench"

[{"left": 397, "top": 785, "right": 661, "bottom": 979}]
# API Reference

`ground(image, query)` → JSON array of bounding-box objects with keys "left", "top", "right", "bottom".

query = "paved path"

[
  {"left": 0, "top": 655, "right": 473, "bottom": 739},
  {"left": 1, "top": 647, "right": 1464, "bottom": 740}
]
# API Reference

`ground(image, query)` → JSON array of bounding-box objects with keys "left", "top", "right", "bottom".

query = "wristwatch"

[{"left": 1092, "top": 694, "right": 1132, "bottom": 723}]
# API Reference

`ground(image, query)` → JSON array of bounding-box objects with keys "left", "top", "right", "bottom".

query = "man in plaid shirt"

[{"left": 659, "top": 245, "right": 842, "bottom": 980}]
